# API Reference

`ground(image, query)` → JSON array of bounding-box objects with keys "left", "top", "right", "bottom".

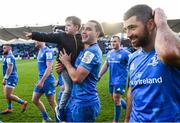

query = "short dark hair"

[
  {"left": 3, "top": 43, "right": 11, "bottom": 47},
  {"left": 65, "top": 16, "right": 81, "bottom": 29},
  {"left": 123, "top": 4, "right": 153, "bottom": 24},
  {"left": 88, "top": 20, "right": 105, "bottom": 37},
  {"left": 112, "top": 35, "right": 120, "bottom": 41}
]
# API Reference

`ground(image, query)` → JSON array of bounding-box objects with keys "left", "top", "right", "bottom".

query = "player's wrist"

[{"left": 4, "top": 74, "right": 9, "bottom": 80}]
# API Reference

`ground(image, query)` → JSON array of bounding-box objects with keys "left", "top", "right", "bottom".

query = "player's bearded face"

[
  {"left": 129, "top": 26, "right": 150, "bottom": 48},
  {"left": 3, "top": 46, "right": 8, "bottom": 55}
]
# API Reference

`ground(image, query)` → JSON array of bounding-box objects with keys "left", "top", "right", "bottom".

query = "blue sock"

[
  {"left": 17, "top": 99, "right": 24, "bottom": 104},
  {"left": 8, "top": 102, "right": 12, "bottom": 109},
  {"left": 121, "top": 98, "right": 126, "bottom": 109},
  {"left": 41, "top": 111, "right": 49, "bottom": 120},
  {"left": 114, "top": 104, "right": 121, "bottom": 122}
]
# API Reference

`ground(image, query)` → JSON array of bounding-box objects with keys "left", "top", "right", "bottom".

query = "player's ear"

[{"left": 147, "top": 19, "right": 156, "bottom": 31}]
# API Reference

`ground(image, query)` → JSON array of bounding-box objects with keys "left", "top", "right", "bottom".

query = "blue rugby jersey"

[
  {"left": 106, "top": 49, "right": 129, "bottom": 86},
  {"left": 71, "top": 43, "right": 102, "bottom": 105},
  {"left": 37, "top": 47, "right": 56, "bottom": 83},
  {"left": 2, "top": 52, "right": 18, "bottom": 80},
  {"left": 128, "top": 48, "right": 180, "bottom": 122}
]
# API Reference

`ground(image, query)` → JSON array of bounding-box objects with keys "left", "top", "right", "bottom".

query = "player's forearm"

[
  {"left": 99, "top": 62, "right": 108, "bottom": 78},
  {"left": 155, "top": 21, "right": 180, "bottom": 67},
  {"left": 124, "top": 87, "right": 132, "bottom": 122},
  {"left": 4, "top": 65, "right": 13, "bottom": 79},
  {"left": 40, "top": 67, "right": 52, "bottom": 84},
  {"left": 64, "top": 62, "right": 78, "bottom": 82},
  {"left": 32, "top": 32, "right": 59, "bottom": 44}
]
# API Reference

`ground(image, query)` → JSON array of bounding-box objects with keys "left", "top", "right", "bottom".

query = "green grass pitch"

[{"left": 0, "top": 59, "right": 126, "bottom": 122}]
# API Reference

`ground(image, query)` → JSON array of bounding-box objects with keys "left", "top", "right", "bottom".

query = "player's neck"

[
  {"left": 8, "top": 51, "right": 12, "bottom": 54},
  {"left": 142, "top": 31, "right": 156, "bottom": 52},
  {"left": 84, "top": 43, "right": 97, "bottom": 49},
  {"left": 4, "top": 51, "right": 10, "bottom": 57},
  {"left": 40, "top": 45, "right": 46, "bottom": 49},
  {"left": 113, "top": 46, "right": 121, "bottom": 51},
  {"left": 142, "top": 43, "right": 154, "bottom": 52},
  {"left": 84, "top": 40, "right": 97, "bottom": 48}
]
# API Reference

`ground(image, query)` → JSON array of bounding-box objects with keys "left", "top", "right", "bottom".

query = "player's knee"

[
  {"left": 32, "top": 98, "right": 38, "bottom": 104},
  {"left": 114, "top": 100, "right": 121, "bottom": 105},
  {"left": 5, "top": 94, "right": 12, "bottom": 100},
  {"left": 113, "top": 98, "right": 121, "bottom": 105},
  {"left": 49, "top": 100, "right": 56, "bottom": 107}
]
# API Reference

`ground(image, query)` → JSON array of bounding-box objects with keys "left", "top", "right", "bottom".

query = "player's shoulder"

[
  {"left": 5, "top": 55, "right": 15, "bottom": 63},
  {"left": 108, "top": 49, "right": 114, "bottom": 53},
  {"left": 83, "top": 44, "right": 102, "bottom": 60},
  {"left": 44, "top": 47, "right": 53, "bottom": 52},
  {"left": 129, "top": 48, "right": 143, "bottom": 61},
  {"left": 87, "top": 44, "right": 101, "bottom": 53},
  {"left": 6, "top": 53, "right": 15, "bottom": 59},
  {"left": 121, "top": 48, "right": 130, "bottom": 55}
]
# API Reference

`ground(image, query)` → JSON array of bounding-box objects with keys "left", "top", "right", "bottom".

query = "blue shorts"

[
  {"left": 109, "top": 85, "right": 126, "bottom": 95},
  {"left": 56, "top": 99, "right": 100, "bottom": 122},
  {"left": 64, "top": 99, "right": 74, "bottom": 122},
  {"left": 56, "top": 98, "right": 73, "bottom": 122},
  {"left": 72, "top": 102, "right": 100, "bottom": 122},
  {"left": 5, "top": 78, "right": 18, "bottom": 88},
  {"left": 34, "top": 81, "right": 56, "bottom": 96}
]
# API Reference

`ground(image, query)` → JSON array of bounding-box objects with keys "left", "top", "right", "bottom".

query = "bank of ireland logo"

[
  {"left": 130, "top": 72, "right": 143, "bottom": 85},
  {"left": 134, "top": 72, "right": 143, "bottom": 80},
  {"left": 148, "top": 55, "right": 158, "bottom": 66}
]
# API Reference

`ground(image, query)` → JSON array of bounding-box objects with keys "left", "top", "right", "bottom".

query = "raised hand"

[
  {"left": 24, "top": 31, "right": 32, "bottom": 39},
  {"left": 154, "top": 8, "right": 167, "bottom": 28}
]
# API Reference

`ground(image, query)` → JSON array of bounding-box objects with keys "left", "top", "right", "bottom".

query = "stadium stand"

[{"left": 0, "top": 20, "right": 179, "bottom": 59}]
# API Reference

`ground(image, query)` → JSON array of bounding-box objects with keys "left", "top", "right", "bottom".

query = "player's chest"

[{"left": 107, "top": 53, "right": 124, "bottom": 63}]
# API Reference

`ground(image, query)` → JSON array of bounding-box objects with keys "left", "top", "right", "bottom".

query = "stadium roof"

[
  {"left": 0, "top": 39, "right": 7, "bottom": 46},
  {"left": 0, "top": 19, "right": 179, "bottom": 41},
  {"left": 0, "top": 25, "right": 55, "bottom": 41}
]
